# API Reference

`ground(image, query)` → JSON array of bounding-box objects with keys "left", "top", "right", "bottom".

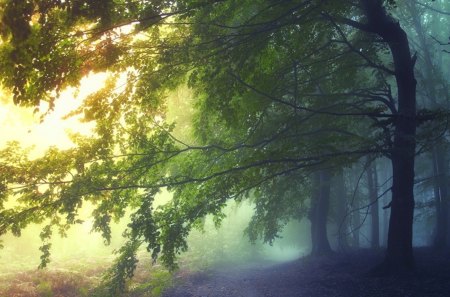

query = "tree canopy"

[{"left": 0, "top": 0, "right": 448, "bottom": 294}]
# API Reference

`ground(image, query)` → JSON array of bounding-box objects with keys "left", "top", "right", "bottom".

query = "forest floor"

[
  {"left": 0, "top": 255, "right": 173, "bottom": 297},
  {"left": 1, "top": 248, "right": 450, "bottom": 297},
  {"left": 163, "top": 248, "right": 450, "bottom": 297}
]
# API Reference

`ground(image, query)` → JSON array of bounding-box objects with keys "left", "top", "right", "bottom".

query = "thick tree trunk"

[
  {"left": 367, "top": 158, "right": 379, "bottom": 249},
  {"left": 310, "top": 170, "right": 332, "bottom": 256},
  {"left": 362, "top": 1, "right": 417, "bottom": 273}
]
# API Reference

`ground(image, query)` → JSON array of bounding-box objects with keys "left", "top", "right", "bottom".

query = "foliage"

[
  {"left": 0, "top": 0, "right": 448, "bottom": 294},
  {"left": 0, "top": 255, "right": 173, "bottom": 297}
]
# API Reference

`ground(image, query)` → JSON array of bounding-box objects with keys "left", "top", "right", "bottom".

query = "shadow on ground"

[{"left": 163, "top": 248, "right": 450, "bottom": 297}]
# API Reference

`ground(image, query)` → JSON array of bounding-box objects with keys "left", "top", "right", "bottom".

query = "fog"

[
  {"left": 0, "top": 191, "right": 309, "bottom": 277},
  {"left": 0, "top": 1, "right": 449, "bottom": 295},
  {"left": 0, "top": 74, "right": 309, "bottom": 279}
]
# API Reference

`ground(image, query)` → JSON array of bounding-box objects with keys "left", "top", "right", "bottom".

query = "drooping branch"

[{"left": 228, "top": 71, "right": 395, "bottom": 118}]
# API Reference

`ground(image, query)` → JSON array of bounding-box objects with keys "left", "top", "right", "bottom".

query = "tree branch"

[{"left": 415, "top": 1, "right": 450, "bottom": 16}]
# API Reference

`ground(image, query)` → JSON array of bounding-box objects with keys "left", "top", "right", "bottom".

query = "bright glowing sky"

[
  {"left": 0, "top": 70, "right": 174, "bottom": 270},
  {"left": 0, "top": 73, "right": 128, "bottom": 269},
  {"left": 0, "top": 72, "right": 108, "bottom": 156}
]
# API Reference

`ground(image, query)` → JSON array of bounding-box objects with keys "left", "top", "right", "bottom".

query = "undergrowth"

[{"left": 0, "top": 256, "right": 174, "bottom": 297}]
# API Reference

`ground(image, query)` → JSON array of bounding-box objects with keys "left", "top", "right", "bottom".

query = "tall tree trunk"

[
  {"left": 406, "top": 2, "right": 450, "bottom": 250},
  {"left": 310, "top": 170, "right": 332, "bottom": 256},
  {"left": 362, "top": 1, "right": 417, "bottom": 273},
  {"left": 367, "top": 158, "right": 380, "bottom": 249},
  {"left": 379, "top": 158, "right": 391, "bottom": 247},
  {"left": 383, "top": 195, "right": 389, "bottom": 247},
  {"left": 349, "top": 166, "right": 362, "bottom": 249},
  {"left": 432, "top": 151, "right": 441, "bottom": 245},
  {"left": 335, "top": 168, "right": 349, "bottom": 251},
  {"left": 352, "top": 193, "right": 361, "bottom": 249},
  {"left": 433, "top": 147, "right": 449, "bottom": 249}
]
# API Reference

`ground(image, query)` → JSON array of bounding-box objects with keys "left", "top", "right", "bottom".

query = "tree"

[
  {"left": 397, "top": 0, "right": 450, "bottom": 249},
  {"left": 0, "top": 1, "right": 444, "bottom": 292},
  {"left": 367, "top": 157, "right": 379, "bottom": 249},
  {"left": 333, "top": 167, "right": 350, "bottom": 250},
  {"left": 309, "top": 170, "right": 332, "bottom": 256}
]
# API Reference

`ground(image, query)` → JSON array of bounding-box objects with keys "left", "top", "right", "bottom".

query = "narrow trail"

[
  {"left": 163, "top": 249, "right": 450, "bottom": 297},
  {"left": 164, "top": 261, "right": 292, "bottom": 297}
]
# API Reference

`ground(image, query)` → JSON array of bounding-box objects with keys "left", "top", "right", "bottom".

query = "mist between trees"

[{"left": 0, "top": 0, "right": 450, "bottom": 296}]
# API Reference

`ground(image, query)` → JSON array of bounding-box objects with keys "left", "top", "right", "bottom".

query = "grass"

[{"left": 0, "top": 255, "right": 175, "bottom": 297}]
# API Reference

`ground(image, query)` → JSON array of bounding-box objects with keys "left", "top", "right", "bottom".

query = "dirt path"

[
  {"left": 163, "top": 249, "right": 450, "bottom": 297},
  {"left": 164, "top": 262, "right": 279, "bottom": 297}
]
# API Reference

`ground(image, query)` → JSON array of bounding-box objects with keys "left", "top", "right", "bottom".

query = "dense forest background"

[{"left": 0, "top": 0, "right": 449, "bottom": 296}]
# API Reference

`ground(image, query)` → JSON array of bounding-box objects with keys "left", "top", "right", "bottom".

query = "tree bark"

[
  {"left": 334, "top": 168, "right": 349, "bottom": 251},
  {"left": 367, "top": 158, "right": 380, "bottom": 249},
  {"left": 310, "top": 170, "right": 332, "bottom": 256},
  {"left": 406, "top": 2, "right": 450, "bottom": 250},
  {"left": 352, "top": 192, "right": 361, "bottom": 249},
  {"left": 379, "top": 159, "right": 391, "bottom": 247},
  {"left": 362, "top": 0, "right": 417, "bottom": 273},
  {"left": 433, "top": 147, "right": 449, "bottom": 249}
]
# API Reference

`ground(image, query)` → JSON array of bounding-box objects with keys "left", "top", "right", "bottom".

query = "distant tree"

[
  {"left": 367, "top": 157, "right": 380, "bottom": 249},
  {"left": 309, "top": 170, "right": 332, "bottom": 256},
  {"left": 332, "top": 167, "right": 350, "bottom": 251}
]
